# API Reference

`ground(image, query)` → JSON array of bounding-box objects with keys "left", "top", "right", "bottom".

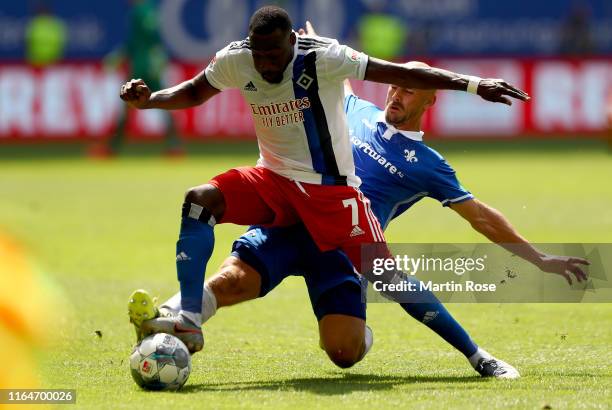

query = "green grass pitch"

[{"left": 1, "top": 141, "right": 611, "bottom": 409}]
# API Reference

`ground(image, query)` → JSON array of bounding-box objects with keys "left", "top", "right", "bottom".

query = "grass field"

[{"left": 1, "top": 141, "right": 611, "bottom": 409}]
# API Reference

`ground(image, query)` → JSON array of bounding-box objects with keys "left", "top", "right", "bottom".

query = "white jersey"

[{"left": 204, "top": 35, "right": 368, "bottom": 187}]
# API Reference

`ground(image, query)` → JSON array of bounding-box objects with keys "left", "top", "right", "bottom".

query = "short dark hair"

[{"left": 249, "top": 6, "right": 292, "bottom": 35}]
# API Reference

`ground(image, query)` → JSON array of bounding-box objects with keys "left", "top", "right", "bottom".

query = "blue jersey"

[{"left": 345, "top": 94, "right": 473, "bottom": 229}]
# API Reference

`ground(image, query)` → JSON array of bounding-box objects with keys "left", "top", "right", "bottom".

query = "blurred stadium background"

[
  {"left": 1, "top": 1, "right": 611, "bottom": 408},
  {"left": 0, "top": 0, "right": 611, "bottom": 147}
]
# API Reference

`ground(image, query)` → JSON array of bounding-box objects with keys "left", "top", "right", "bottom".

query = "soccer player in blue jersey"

[{"left": 146, "top": 44, "right": 587, "bottom": 377}]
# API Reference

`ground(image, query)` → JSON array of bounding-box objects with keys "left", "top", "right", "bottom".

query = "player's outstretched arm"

[
  {"left": 364, "top": 58, "right": 530, "bottom": 106},
  {"left": 450, "top": 198, "right": 589, "bottom": 285},
  {"left": 119, "top": 70, "right": 220, "bottom": 110}
]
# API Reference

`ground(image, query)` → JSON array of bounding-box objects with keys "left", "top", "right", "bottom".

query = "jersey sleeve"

[
  {"left": 426, "top": 158, "right": 474, "bottom": 207},
  {"left": 319, "top": 40, "right": 369, "bottom": 81},
  {"left": 204, "top": 43, "right": 239, "bottom": 91},
  {"left": 344, "top": 94, "right": 378, "bottom": 116}
]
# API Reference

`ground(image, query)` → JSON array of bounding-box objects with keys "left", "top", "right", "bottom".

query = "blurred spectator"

[
  {"left": 559, "top": 4, "right": 595, "bottom": 55},
  {"left": 357, "top": 0, "right": 407, "bottom": 60},
  {"left": 90, "top": 0, "right": 182, "bottom": 157},
  {"left": 25, "top": 2, "right": 67, "bottom": 66}
]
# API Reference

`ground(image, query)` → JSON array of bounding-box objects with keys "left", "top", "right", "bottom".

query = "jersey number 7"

[{"left": 342, "top": 198, "right": 359, "bottom": 226}]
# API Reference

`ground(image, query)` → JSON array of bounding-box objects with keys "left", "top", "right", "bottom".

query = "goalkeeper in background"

[{"left": 90, "top": 0, "right": 182, "bottom": 157}]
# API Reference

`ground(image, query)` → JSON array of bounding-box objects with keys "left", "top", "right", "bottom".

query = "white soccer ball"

[{"left": 129, "top": 333, "right": 192, "bottom": 391}]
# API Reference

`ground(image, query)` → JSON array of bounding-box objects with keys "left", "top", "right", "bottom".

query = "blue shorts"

[{"left": 231, "top": 224, "right": 366, "bottom": 321}]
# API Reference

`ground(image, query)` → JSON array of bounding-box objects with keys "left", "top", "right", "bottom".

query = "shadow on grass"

[{"left": 181, "top": 372, "right": 484, "bottom": 395}]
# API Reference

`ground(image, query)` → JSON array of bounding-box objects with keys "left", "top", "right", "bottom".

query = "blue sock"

[
  {"left": 397, "top": 278, "right": 478, "bottom": 358},
  {"left": 176, "top": 203, "right": 215, "bottom": 316}
]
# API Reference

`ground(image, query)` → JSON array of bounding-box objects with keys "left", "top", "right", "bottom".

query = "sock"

[
  {"left": 353, "top": 248, "right": 480, "bottom": 360},
  {"left": 201, "top": 283, "right": 217, "bottom": 323},
  {"left": 396, "top": 277, "right": 479, "bottom": 358},
  {"left": 159, "top": 292, "right": 181, "bottom": 314},
  {"left": 160, "top": 284, "right": 218, "bottom": 324},
  {"left": 468, "top": 347, "right": 493, "bottom": 368},
  {"left": 176, "top": 202, "right": 215, "bottom": 323},
  {"left": 179, "top": 309, "right": 202, "bottom": 326},
  {"left": 353, "top": 247, "right": 480, "bottom": 359}
]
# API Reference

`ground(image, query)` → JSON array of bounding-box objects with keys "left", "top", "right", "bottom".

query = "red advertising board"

[{"left": 1, "top": 58, "right": 611, "bottom": 142}]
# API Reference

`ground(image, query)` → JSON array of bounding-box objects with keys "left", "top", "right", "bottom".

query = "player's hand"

[
  {"left": 120, "top": 78, "right": 151, "bottom": 109},
  {"left": 297, "top": 20, "right": 318, "bottom": 37},
  {"left": 477, "top": 78, "right": 530, "bottom": 106},
  {"left": 536, "top": 254, "right": 589, "bottom": 285}
]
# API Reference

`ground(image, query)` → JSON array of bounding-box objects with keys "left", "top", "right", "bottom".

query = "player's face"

[
  {"left": 250, "top": 29, "right": 296, "bottom": 84},
  {"left": 384, "top": 85, "right": 435, "bottom": 127}
]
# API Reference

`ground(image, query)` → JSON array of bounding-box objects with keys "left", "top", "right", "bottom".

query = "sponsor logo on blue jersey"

[{"left": 350, "top": 135, "right": 405, "bottom": 178}]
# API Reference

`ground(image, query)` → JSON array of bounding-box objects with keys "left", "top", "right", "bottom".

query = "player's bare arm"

[
  {"left": 119, "top": 69, "right": 220, "bottom": 110},
  {"left": 364, "top": 58, "right": 530, "bottom": 106},
  {"left": 298, "top": 19, "right": 528, "bottom": 106},
  {"left": 450, "top": 198, "right": 589, "bottom": 285}
]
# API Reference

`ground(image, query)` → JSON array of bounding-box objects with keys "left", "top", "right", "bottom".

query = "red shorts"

[{"left": 209, "top": 167, "right": 387, "bottom": 258}]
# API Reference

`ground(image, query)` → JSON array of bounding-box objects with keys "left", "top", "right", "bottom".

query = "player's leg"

[
  {"left": 392, "top": 276, "right": 518, "bottom": 377},
  {"left": 138, "top": 168, "right": 290, "bottom": 353},
  {"left": 342, "top": 241, "right": 519, "bottom": 376},
  {"left": 158, "top": 256, "right": 262, "bottom": 321},
  {"left": 302, "top": 248, "right": 372, "bottom": 368},
  {"left": 284, "top": 182, "right": 518, "bottom": 377},
  {"left": 315, "top": 283, "right": 372, "bottom": 369},
  {"left": 206, "top": 257, "right": 261, "bottom": 308},
  {"left": 173, "top": 183, "right": 223, "bottom": 324},
  {"left": 325, "top": 192, "right": 519, "bottom": 377},
  {"left": 282, "top": 181, "right": 399, "bottom": 295},
  {"left": 334, "top": 209, "right": 519, "bottom": 378},
  {"left": 318, "top": 314, "right": 369, "bottom": 368},
  {"left": 134, "top": 181, "right": 224, "bottom": 352},
  {"left": 157, "top": 225, "right": 310, "bottom": 325}
]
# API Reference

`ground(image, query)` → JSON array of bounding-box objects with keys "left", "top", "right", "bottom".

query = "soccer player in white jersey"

[{"left": 121, "top": 6, "right": 530, "bottom": 353}]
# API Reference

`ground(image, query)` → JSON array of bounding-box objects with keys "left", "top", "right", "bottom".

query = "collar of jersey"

[{"left": 376, "top": 111, "right": 424, "bottom": 142}]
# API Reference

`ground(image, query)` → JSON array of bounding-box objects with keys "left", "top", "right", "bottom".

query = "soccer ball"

[{"left": 129, "top": 333, "right": 191, "bottom": 391}]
